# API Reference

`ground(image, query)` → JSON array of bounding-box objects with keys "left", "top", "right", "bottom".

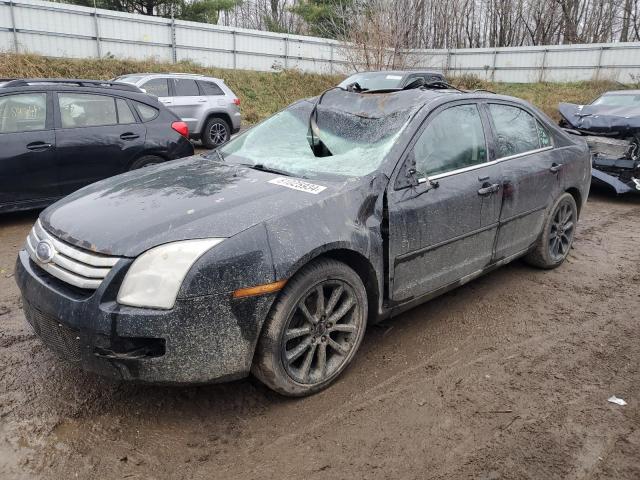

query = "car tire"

[
  {"left": 252, "top": 259, "right": 368, "bottom": 397},
  {"left": 202, "top": 117, "right": 230, "bottom": 149},
  {"left": 524, "top": 192, "right": 578, "bottom": 269},
  {"left": 129, "top": 155, "right": 163, "bottom": 170}
]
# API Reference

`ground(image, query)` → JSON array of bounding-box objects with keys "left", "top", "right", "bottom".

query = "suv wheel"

[
  {"left": 202, "top": 117, "right": 230, "bottom": 149},
  {"left": 524, "top": 192, "right": 577, "bottom": 269},
  {"left": 252, "top": 259, "right": 368, "bottom": 397}
]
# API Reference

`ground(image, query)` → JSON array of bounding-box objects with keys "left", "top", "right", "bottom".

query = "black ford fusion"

[{"left": 16, "top": 87, "right": 591, "bottom": 396}]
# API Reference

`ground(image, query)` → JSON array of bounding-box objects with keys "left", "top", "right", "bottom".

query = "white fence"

[{"left": 3, "top": 0, "right": 640, "bottom": 82}]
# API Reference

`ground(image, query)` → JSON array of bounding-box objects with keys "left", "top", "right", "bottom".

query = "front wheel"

[
  {"left": 524, "top": 192, "right": 578, "bottom": 269},
  {"left": 252, "top": 259, "right": 368, "bottom": 397}
]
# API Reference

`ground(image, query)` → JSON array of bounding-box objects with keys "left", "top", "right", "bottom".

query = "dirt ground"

[{"left": 0, "top": 189, "right": 639, "bottom": 480}]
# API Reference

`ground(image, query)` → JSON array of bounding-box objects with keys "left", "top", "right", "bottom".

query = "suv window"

[
  {"left": 141, "top": 78, "right": 169, "bottom": 97},
  {"left": 58, "top": 93, "right": 118, "bottom": 128},
  {"left": 413, "top": 104, "right": 487, "bottom": 177},
  {"left": 134, "top": 101, "right": 159, "bottom": 122},
  {"left": 0, "top": 93, "right": 47, "bottom": 133},
  {"left": 197, "top": 81, "right": 224, "bottom": 96},
  {"left": 116, "top": 98, "right": 136, "bottom": 124},
  {"left": 172, "top": 79, "right": 199, "bottom": 96},
  {"left": 488, "top": 104, "right": 542, "bottom": 158}
]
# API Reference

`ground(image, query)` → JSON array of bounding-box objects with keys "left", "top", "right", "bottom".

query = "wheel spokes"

[
  {"left": 299, "top": 342, "right": 317, "bottom": 381},
  {"left": 286, "top": 336, "right": 312, "bottom": 364},
  {"left": 327, "top": 296, "right": 355, "bottom": 324},
  {"left": 285, "top": 326, "right": 312, "bottom": 341},
  {"left": 325, "top": 285, "right": 344, "bottom": 316}
]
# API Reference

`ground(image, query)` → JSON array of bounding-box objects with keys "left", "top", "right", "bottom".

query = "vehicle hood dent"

[
  {"left": 41, "top": 156, "right": 344, "bottom": 257},
  {"left": 558, "top": 102, "right": 640, "bottom": 135}
]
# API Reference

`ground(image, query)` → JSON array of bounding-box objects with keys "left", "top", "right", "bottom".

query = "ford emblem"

[{"left": 35, "top": 239, "right": 55, "bottom": 264}]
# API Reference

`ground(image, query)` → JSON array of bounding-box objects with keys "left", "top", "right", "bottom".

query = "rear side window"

[
  {"left": 141, "top": 78, "right": 169, "bottom": 97},
  {"left": 58, "top": 93, "right": 117, "bottom": 128},
  {"left": 488, "top": 104, "right": 542, "bottom": 158},
  {"left": 172, "top": 79, "right": 199, "bottom": 96},
  {"left": 0, "top": 93, "right": 47, "bottom": 133},
  {"left": 537, "top": 121, "right": 552, "bottom": 147},
  {"left": 134, "top": 102, "right": 159, "bottom": 122},
  {"left": 116, "top": 98, "right": 136, "bottom": 124},
  {"left": 413, "top": 104, "right": 487, "bottom": 177},
  {"left": 197, "top": 81, "right": 224, "bottom": 96}
]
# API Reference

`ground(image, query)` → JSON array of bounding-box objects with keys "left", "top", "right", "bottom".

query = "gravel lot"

[{"left": 0, "top": 189, "right": 638, "bottom": 480}]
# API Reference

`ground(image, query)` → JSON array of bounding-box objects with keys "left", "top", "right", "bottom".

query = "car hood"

[
  {"left": 41, "top": 156, "right": 345, "bottom": 257},
  {"left": 558, "top": 102, "right": 640, "bottom": 136}
]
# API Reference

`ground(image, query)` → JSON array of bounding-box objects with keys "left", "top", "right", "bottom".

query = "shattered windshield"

[
  {"left": 592, "top": 93, "right": 640, "bottom": 106},
  {"left": 218, "top": 100, "right": 414, "bottom": 179}
]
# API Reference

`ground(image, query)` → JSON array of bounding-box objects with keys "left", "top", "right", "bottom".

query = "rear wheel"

[
  {"left": 129, "top": 155, "right": 163, "bottom": 170},
  {"left": 524, "top": 192, "right": 577, "bottom": 269},
  {"left": 201, "top": 117, "right": 230, "bottom": 149},
  {"left": 252, "top": 259, "right": 368, "bottom": 397}
]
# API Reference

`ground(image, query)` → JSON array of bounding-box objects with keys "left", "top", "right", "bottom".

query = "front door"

[
  {"left": 0, "top": 91, "right": 58, "bottom": 210},
  {"left": 54, "top": 92, "right": 146, "bottom": 195},
  {"left": 485, "top": 102, "right": 562, "bottom": 260},
  {"left": 387, "top": 103, "right": 503, "bottom": 303}
]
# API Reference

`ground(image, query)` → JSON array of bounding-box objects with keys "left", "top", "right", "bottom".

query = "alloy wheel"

[
  {"left": 281, "top": 280, "right": 361, "bottom": 385},
  {"left": 208, "top": 122, "right": 228, "bottom": 146},
  {"left": 549, "top": 199, "right": 575, "bottom": 261}
]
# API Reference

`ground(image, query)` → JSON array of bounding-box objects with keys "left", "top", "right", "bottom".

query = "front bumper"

[{"left": 15, "top": 249, "right": 274, "bottom": 385}]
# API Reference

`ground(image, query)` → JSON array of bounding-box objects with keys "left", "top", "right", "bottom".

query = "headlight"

[{"left": 117, "top": 238, "right": 224, "bottom": 309}]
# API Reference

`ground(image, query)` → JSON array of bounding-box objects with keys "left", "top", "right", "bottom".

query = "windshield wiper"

[{"left": 238, "top": 163, "right": 299, "bottom": 178}]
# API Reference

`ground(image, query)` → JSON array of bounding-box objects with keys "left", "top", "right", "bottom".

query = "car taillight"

[
  {"left": 233, "top": 98, "right": 240, "bottom": 106},
  {"left": 171, "top": 121, "right": 189, "bottom": 138}
]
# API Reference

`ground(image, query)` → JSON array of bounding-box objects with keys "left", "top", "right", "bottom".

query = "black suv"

[{"left": 0, "top": 79, "right": 194, "bottom": 213}]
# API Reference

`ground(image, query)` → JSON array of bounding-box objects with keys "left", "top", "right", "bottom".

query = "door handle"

[
  {"left": 197, "top": 99, "right": 207, "bottom": 103},
  {"left": 549, "top": 163, "right": 563, "bottom": 173},
  {"left": 26, "top": 142, "right": 52, "bottom": 151},
  {"left": 120, "top": 133, "right": 140, "bottom": 140},
  {"left": 478, "top": 182, "right": 500, "bottom": 196},
  {"left": 160, "top": 99, "right": 172, "bottom": 104}
]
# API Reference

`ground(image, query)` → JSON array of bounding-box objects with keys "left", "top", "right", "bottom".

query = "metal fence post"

[
  {"left": 539, "top": 48, "right": 548, "bottom": 83},
  {"left": 170, "top": 13, "right": 177, "bottom": 63},
  {"left": 232, "top": 30, "right": 237, "bottom": 69},
  {"left": 283, "top": 36, "right": 289, "bottom": 69},
  {"left": 445, "top": 48, "right": 451, "bottom": 75},
  {"left": 329, "top": 43, "right": 334, "bottom": 75},
  {"left": 595, "top": 46, "right": 605, "bottom": 81},
  {"left": 93, "top": 10, "right": 102, "bottom": 58},
  {"left": 491, "top": 49, "right": 498, "bottom": 81},
  {"left": 9, "top": 0, "right": 19, "bottom": 53}
]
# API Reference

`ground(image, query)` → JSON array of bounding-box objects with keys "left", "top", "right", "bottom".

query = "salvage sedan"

[
  {"left": 16, "top": 87, "right": 591, "bottom": 396},
  {"left": 559, "top": 90, "right": 640, "bottom": 194}
]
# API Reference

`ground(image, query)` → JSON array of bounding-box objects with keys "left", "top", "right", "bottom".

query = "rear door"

[
  {"left": 54, "top": 92, "right": 146, "bottom": 195},
  {"left": 485, "top": 102, "right": 561, "bottom": 260},
  {"left": 167, "top": 78, "right": 208, "bottom": 134},
  {"left": 0, "top": 91, "right": 58, "bottom": 210},
  {"left": 387, "top": 102, "right": 503, "bottom": 302}
]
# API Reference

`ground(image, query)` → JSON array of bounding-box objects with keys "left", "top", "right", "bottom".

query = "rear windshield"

[
  {"left": 219, "top": 100, "right": 413, "bottom": 179},
  {"left": 592, "top": 93, "right": 640, "bottom": 106},
  {"left": 338, "top": 72, "right": 405, "bottom": 90}
]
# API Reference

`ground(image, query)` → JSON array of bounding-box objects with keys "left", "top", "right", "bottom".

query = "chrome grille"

[{"left": 25, "top": 220, "right": 121, "bottom": 290}]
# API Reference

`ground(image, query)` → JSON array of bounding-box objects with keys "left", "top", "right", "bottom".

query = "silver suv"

[{"left": 115, "top": 73, "right": 241, "bottom": 148}]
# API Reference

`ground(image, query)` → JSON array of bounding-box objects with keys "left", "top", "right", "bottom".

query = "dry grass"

[
  {"left": 0, "top": 53, "right": 629, "bottom": 124},
  {"left": 0, "top": 53, "right": 341, "bottom": 124}
]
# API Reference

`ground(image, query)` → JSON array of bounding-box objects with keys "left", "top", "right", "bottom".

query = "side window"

[
  {"left": 58, "top": 93, "right": 117, "bottom": 128},
  {"left": 172, "top": 79, "right": 199, "bottom": 96},
  {"left": 133, "top": 102, "right": 159, "bottom": 122},
  {"left": 0, "top": 93, "right": 47, "bottom": 133},
  {"left": 537, "top": 121, "right": 552, "bottom": 148},
  {"left": 116, "top": 98, "right": 136, "bottom": 124},
  {"left": 141, "top": 78, "right": 169, "bottom": 97},
  {"left": 413, "top": 104, "right": 487, "bottom": 177},
  {"left": 197, "top": 81, "right": 224, "bottom": 96},
  {"left": 488, "top": 104, "right": 541, "bottom": 158}
]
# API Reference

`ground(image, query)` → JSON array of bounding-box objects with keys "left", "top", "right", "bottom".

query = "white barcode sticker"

[{"left": 269, "top": 177, "right": 327, "bottom": 194}]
